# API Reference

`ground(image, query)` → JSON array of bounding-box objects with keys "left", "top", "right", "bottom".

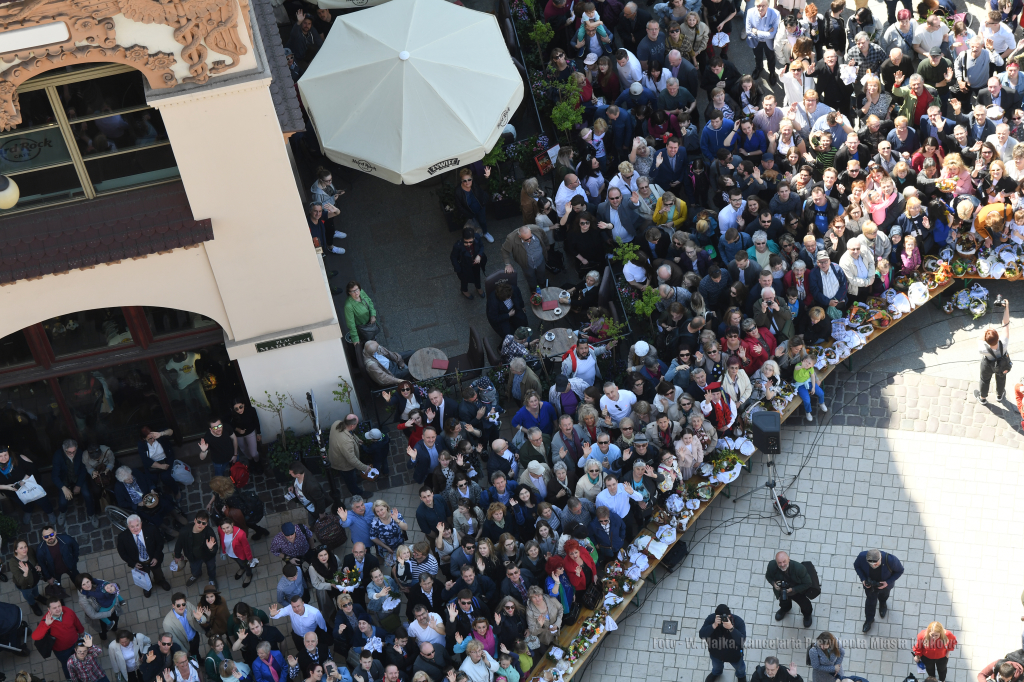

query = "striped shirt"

[{"left": 409, "top": 554, "right": 439, "bottom": 583}]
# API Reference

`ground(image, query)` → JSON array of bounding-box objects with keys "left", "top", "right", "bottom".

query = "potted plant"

[
  {"left": 0, "top": 514, "right": 17, "bottom": 549},
  {"left": 434, "top": 180, "right": 462, "bottom": 232}
]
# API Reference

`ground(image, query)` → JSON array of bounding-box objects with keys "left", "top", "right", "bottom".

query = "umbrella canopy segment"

[{"left": 298, "top": 0, "right": 524, "bottom": 184}]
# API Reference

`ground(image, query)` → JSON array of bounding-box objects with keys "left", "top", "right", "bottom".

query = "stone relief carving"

[{"left": 0, "top": 0, "right": 249, "bottom": 129}]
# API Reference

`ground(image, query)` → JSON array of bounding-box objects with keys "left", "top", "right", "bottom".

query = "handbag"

[
  {"left": 314, "top": 513, "right": 348, "bottom": 550},
  {"left": 171, "top": 461, "right": 194, "bottom": 486},
  {"left": 562, "top": 601, "right": 582, "bottom": 626},
  {"left": 34, "top": 632, "right": 55, "bottom": 658},
  {"left": 15, "top": 475, "right": 46, "bottom": 503},
  {"left": 580, "top": 582, "right": 601, "bottom": 610},
  {"left": 356, "top": 322, "right": 381, "bottom": 342},
  {"left": 131, "top": 568, "right": 153, "bottom": 591}
]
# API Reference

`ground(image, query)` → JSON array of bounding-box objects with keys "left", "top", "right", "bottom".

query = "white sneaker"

[
  {"left": 820, "top": 403, "right": 828, "bottom": 413},
  {"left": 483, "top": 233, "right": 494, "bottom": 243},
  {"left": 805, "top": 412, "right": 813, "bottom": 421},
  {"left": 739, "top": 28, "right": 746, "bottom": 40},
  {"left": 330, "top": 246, "right": 346, "bottom": 254},
  {"left": 333, "top": 231, "right": 347, "bottom": 239}
]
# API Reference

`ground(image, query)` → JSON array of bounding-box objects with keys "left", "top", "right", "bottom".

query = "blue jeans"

[
  {"left": 191, "top": 557, "right": 218, "bottom": 582},
  {"left": 710, "top": 656, "right": 746, "bottom": 677},
  {"left": 213, "top": 462, "right": 230, "bottom": 477},
  {"left": 797, "top": 383, "right": 825, "bottom": 413},
  {"left": 57, "top": 486, "right": 95, "bottom": 517},
  {"left": 19, "top": 585, "right": 38, "bottom": 605}
]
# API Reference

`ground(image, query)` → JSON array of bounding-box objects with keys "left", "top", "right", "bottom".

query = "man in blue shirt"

[
  {"left": 700, "top": 111, "right": 735, "bottom": 163},
  {"left": 338, "top": 496, "right": 371, "bottom": 547},
  {"left": 615, "top": 82, "right": 657, "bottom": 110},
  {"left": 745, "top": 0, "right": 780, "bottom": 84}
]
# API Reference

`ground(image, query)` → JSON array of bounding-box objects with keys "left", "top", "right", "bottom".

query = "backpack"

[
  {"left": 233, "top": 490, "right": 265, "bottom": 524},
  {"left": 1003, "top": 649, "right": 1024, "bottom": 667},
  {"left": 230, "top": 461, "right": 250, "bottom": 488},
  {"left": 802, "top": 561, "right": 821, "bottom": 600}
]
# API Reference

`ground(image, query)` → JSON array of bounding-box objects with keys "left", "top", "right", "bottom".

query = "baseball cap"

[
  {"left": 929, "top": 46, "right": 942, "bottom": 56},
  {"left": 584, "top": 53, "right": 598, "bottom": 65},
  {"left": 630, "top": 82, "right": 643, "bottom": 95}
]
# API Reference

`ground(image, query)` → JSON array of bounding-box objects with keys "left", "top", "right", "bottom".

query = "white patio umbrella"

[{"left": 297, "top": 0, "right": 524, "bottom": 185}]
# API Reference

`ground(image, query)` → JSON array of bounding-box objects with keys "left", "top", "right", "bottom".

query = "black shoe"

[
  {"left": 235, "top": 570, "right": 245, "bottom": 581},
  {"left": 330, "top": 287, "right": 343, "bottom": 296},
  {"left": 975, "top": 389, "right": 987, "bottom": 403},
  {"left": 803, "top": 614, "right": 813, "bottom": 627},
  {"left": 185, "top": 576, "right": 198, "bottom": 587},
  {"left": 705, "top": 674, "right": 721, "bottom": 682},
  {"left": 327, "top": 270, "right": 339, "bottom": 280},
  {"left": 879, "top": 603, "right": 887, "bottom": 618},
  {"left": 736, "top": 678, "right": 746, "bottom": 682},
  {"left": 752, "top": 68, "right": 764, "bottom": 80},
  {"left": 159, "top": 580, "right": 171, "bottom": 591},
  {"left": 143, "top": 589, "right": 153, "bottom": 598},
  {"left": 242, "top": 576, "right": 252, "bottom": 588},
  {"left": 99, "top": 629, "right": 107, "bottom": 642},
  {"left": 862, "top": 619, "right": 874, "bottom": 633},
  {"left": 769, "top": 72, "right": 779, "bottom": 85},
  {"left": 29, "top": 603, "right": 42, "bottom": 617},
  {"left": 774, "top": 608, "right": 787, "bottom": 621},
  {"left": 998, "top": 392, "right": 1007, "bottom": 401}
]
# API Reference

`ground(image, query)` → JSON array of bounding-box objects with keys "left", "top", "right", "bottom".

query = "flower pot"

[{"left": 488, "top": 198, "right": 521, "bottom": 221}]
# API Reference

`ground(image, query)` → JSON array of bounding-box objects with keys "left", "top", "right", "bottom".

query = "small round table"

[
  {"left": 531, "top": 286, "right": 571, "bottom": 322},
  {"left": 538, "top": 328, "right": 578, "bottom": 359},
  {"left": 408, "top": 347, "right": 449, "bottom": 380}
]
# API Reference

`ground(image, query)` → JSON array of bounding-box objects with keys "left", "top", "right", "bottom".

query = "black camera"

[
  {"left": 776, "top": 580, "right": 789, "bottom": 591},
  {"left": 865, "top": 579, "right": 881, "bottom": 588}
]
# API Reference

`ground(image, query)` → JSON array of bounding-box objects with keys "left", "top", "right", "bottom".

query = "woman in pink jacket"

[{"left": 218, "top": 519, "right": 254, "bottom": 588}]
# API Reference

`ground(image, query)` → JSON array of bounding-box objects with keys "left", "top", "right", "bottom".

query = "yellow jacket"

[{"left": 652, "top": 196, "right": 687, "bottom": 229}]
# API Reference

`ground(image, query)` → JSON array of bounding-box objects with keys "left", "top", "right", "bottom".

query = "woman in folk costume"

[{"left": 700, "top": 382, "right": 737, "bottom": 436}]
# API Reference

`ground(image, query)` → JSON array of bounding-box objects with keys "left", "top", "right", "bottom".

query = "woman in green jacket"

[{"left": 343, "top": 281, "right": 377, "bottom": 343}]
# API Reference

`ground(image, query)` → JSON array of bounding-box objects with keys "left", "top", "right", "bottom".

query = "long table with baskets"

[{"left": 524, "top": 278, "right": 954, "bottom": 682}]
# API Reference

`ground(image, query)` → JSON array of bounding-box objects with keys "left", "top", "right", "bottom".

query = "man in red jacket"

[{"left": 32, "top": 595, "right": 84, "bottom": 679}]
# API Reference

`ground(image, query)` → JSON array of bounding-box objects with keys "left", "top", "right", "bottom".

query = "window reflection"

[
  {"left": 157, "top": 344, "right": 238, "bottom": 436},
  {"left": 0, "top": 380, "right": 68, "bottom": 460},
  {"left": 42, "top": 307, "right": 133, "bottom": 358},
  {"left": 0, "top": 331, "right": 33, "bottom": 370},
  {"left": 143, "top": 307, "right": 218, "bottom": 337},
  {"left": 59, "top": 361, "right": 166, "bottom": 450}
]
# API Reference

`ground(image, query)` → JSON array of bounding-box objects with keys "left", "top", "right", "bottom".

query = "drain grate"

[{"left": 661, "top": 620, "right": 678, "bottom": 635}]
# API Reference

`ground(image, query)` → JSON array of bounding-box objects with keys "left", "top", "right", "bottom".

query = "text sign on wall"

[{"left": 255, "top": 332, "right": 313, "bottom": 353}]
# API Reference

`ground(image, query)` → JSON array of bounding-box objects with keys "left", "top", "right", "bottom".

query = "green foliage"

[
  {"left": 603, "top": 318, "right": 627, "bottom": 339},
  {"left": 251, "top": 390, "right": 289, "bottom": 449},
  {"left": 528, "top": 20, "right": 554, "bottom": 50},
  {"left": 550, "top": 77, "right": 583, "bottom": 134},
  {"left": 434, "top": 180, "right": 457, "bottom": 211},
  {"left": 634, "top": 287, "right": 662, "bottom": 318},
  {"left": 521, "top": 0, "right": 536, "bottom": 15},
  {"left": 333, "top": 376, "right": 354, "bottom": 409},
  {"left": 482, "top": 144, "right": 506, "bottom": 167},
  {"left": 612, "top": 238, "right": 641, "bottom": 264}
]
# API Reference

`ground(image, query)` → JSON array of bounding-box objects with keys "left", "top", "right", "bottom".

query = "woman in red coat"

[
  {"left": 912, "top": 621, "right": 957, "bottom": 682},
  {"left": 562, "top": 539, "right": 597, "bottom": 593},
  {"left": 217, "top": 519, "right": 254, "bottom": 588}
]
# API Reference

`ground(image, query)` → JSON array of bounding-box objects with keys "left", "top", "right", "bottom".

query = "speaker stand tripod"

[{"left": 733, "top": 454, "right": 793, "bottom": 535}]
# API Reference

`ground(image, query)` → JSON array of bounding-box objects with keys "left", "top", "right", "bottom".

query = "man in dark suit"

[
  {"left": 638, "top": 226, "right": 670, "bottom": 260},
  {"left": 954, "top": 102, "right": 998, "bottom": 145},
  {"left": 341, "top": 542, "right": 379, "bottom": 607},
  {"left": 588, "top": 506, "right": 626, "bottom": 562},
  {"left": 36, "top": 525, "right": 80, "bottom": 587},
  {"left": 728, "top": 250, "right": 761, "bottom": 289},
  {"left": 288, "top": 463, "right": 329, "bottom": 527},
  {"left": 441, "top": 564, "right": 497, "bottom": 607},
  {"left": 832, "top": 132, "right": 870, "bottom": 173},
  {"left": 52, "top": 439, "right": 95, "bottom": 526},
  {"left": 116, "top": 514, "right": 170, "bottom": 597},
  {"left": 977, "top": 76, "right": 1020, "bottom": 120},
  {"left": 297, "top": 631, "right": 334, "bottom": 677},
  {"left": 808, "top": 252, "right": 849, "bottom": 312},
  {"left": 595, "top": 104, "right": 635, "bottom": 160},
  {"left": 423, "top": 388, "right": 457, "bottom": 435},
  {"left": 406, "top": 572, "right": 443, "bottom": 620},
  {"left": 700, "top": 58, "right": 741, "bottom": 95},
  {"left": 595, "top": 186, "right": 643, "bottom": 245},
  {"left": 613, "top": 2, "right": 652, "bottom": 53},
  {"left": 486, "top": 279, "right": 528, "bottom": 338},
  {"left": 350, "top": 650, "right": 384, "bottom": 682},
  {"left": 411, "top": 427, "right": 441, "bottom": 485},
  {"left": 649, "top": 138, "right": 689, "bottom": 199},
  {"left": 499, "top": 562, "right": 535, "bottom": 603}
]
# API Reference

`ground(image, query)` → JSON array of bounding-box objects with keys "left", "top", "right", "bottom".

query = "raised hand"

[
  {"left": 893, "top": 70, "right": 904, "bottom": 85},
  {"left": 287, "top": 655, "right": 299, "bottom": 668},
  {"left": 206, "top": 536, "right": 217, "bottom": 550}
]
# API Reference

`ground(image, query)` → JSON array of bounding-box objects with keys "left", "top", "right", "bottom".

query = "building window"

[
  {"left": 0, "top": 331, "right": 33, "bottom": 370},
  {"left": 41, "top": 307, "right": 133, "bottom": 358},
  {"left": 0, "top": 65, "right": 179, "bottom": 214},
  {"left": 143, "top": 307, "right": 218, "bottom": 338}
]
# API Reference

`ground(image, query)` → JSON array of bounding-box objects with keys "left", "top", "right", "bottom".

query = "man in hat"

[
  {"left": 808, "top": 251, "right": 849, "bottom": 316},
  {"left": 616, "top": 81, "right": 657, "bottom": 110},
  {"left": 700, "top": 382, "right": 737, "bottom": 435},
  {"left": 550, "top": 374, "right": 586, "bottom": 419},
  {"left": 361, "top": 428, "right": 390, "bottom": 483},
  {"left": 699, "top": 604, "right": 747, "bottom": 682},
  {"left": 519, "top": 460, "right": 552, "bottom": 498},
  {"left": 628, "top": 339, "right": 653, "bottom": 372}
]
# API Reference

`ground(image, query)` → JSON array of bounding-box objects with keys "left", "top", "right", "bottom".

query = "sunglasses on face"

[
  {"left": 621, "top": 426, "right": 633, "bottom": 431},
  {"left": 597, "top": 440, "right": 610, "bottom": 445},
  {"left": 43, "top": 533, "right": 55, "bottom": 539},
  {"left": 195, "top": 520, "right": 207, "bottom": 526}
]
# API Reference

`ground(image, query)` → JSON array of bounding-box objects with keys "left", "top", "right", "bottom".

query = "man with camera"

[
  {"left": 765, "top": 551, "right": 813, "bottom": 627},
  {"left": 698, "top": 604, "right": 746, "bottom": 682},
  {"left": 853, "top": 548, "right": 904, "bottom": 633}
]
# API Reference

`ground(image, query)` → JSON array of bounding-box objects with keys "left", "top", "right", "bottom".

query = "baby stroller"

[{"left": 0, "top": 603, "right": 29, "bottom": 657}]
